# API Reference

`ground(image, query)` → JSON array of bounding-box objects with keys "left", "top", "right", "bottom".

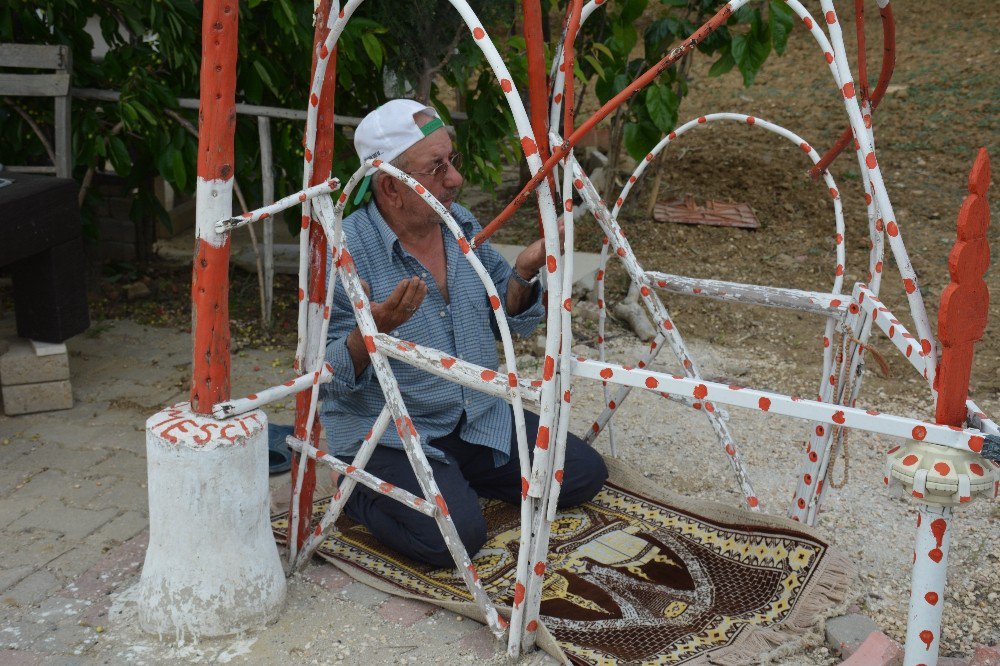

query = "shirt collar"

[
  {"left": 365, "top": 200, "right": 474, "bottom": 256},
  {"left": 366, "top": 200, "right": 403, "bottom": 256}
]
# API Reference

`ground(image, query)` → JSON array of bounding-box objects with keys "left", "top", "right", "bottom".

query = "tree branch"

[{"left": 4, "top": 99, "right": 57, "bottom": 167}]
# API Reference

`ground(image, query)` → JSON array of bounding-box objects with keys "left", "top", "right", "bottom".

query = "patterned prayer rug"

[{"left": 274, "top": 460, "right": 852, "bottom": 665}]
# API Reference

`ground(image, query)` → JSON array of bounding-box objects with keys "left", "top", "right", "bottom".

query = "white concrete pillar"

[{"left": 135, "top": 402, "right": 286, "bottom": 638}]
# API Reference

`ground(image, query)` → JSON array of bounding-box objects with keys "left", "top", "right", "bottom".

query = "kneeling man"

[{"left": 321, "top": 99, "right": 607, "bottom": 567}]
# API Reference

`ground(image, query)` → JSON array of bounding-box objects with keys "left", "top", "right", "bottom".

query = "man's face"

[{"left": 397, "top": 127, "right": 463, "bottom": 226}]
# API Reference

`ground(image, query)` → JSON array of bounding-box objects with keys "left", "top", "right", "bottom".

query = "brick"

[
  {"left": 0, "top": 340, "right": 69, "bottom": 387},
  {"left": 2, "top": 381, "right": 73, "bottom": 416},
  {"left": 826, "top": 613, "right": 880, "bottom": 656},
  {"left": 0, "top": 494, "right": 36, "bottom": 530},
  {"left": 456, "top": 625, "right": 500, "bottom": 660},
  {"left": 9, "top": 503, "right": 117, "bottom": 540},
  {"left": 338, "top": 582, "right": 390, "bottom": 609},
  {"left": 0, "top": 529, "right": 67, "bottom": 570},
  {"left": 0, "top": 566, "right": 35, "bottom": 594},
  {"left": 378, "top": 596, "right": 435, "bottom": 627},
  {"left": 299, "top": 563, "right": 352, "bottom": 592},
  {"left": 75, "top": 595, "right": 110, "bottom": 629},
  {"left": 88, "top": 479, "right": 147, "bottom": 512},
  {"left": 3, "top": 569, "right": 61, "bottom": 607},
  {"left": 33, "top": 596, "right": 90, "bottom": 625},
  {"left": 840, "top": 631, "right": 903, "bottom": 666},
  {"left": 82, "top": 451, "right": 146, "bottom": 481},
  {"left": 31, "top": 620, "right": 98, "bottom": 654},
  {"left": 65, "top": 532, "right": 147, "bottom": 601},
  {"left": 412, "top": 609, "right": 481, "bottom": 643},
  {"left": 5, "top": 443, "right": 111, "bottom": 475},
  {"left": 972, "top": 646, "right": 1000, "bottom": 666},
  {"left": 88, "top": 510, "right": 146, "bottom": 545}
]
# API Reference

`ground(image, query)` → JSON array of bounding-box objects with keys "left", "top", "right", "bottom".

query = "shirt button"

[
  {"left": 465, "top": 399, "right": 471, "bottom": 406},
  {"left": 439, "top": 310, "right": 447, "bottom": 317},
  {"left": 421, "top": 272, "right": 428, "bottom": 279}
]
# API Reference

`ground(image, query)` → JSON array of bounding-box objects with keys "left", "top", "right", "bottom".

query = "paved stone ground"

[
  {"left": 0, "top": 317, "right": 560, "bottom": 664},
  {"left": 1, "top": 315, "right": 994, "bottom": 664}
]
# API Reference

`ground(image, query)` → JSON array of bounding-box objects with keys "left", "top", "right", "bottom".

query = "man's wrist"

[{"left": 511, "top": 265, "right": 540, "bottom": 288}]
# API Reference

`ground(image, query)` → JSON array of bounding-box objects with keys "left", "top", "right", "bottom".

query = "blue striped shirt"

[{"left": 320, "top": 201, "right": 545, "bottom": 465}]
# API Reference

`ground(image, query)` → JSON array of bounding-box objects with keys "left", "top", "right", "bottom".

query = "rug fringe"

[{"left": 706, "top": 550, "right": 859, "bottom": 665}]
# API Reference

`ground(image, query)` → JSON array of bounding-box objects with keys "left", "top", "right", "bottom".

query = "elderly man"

[{"left": 321, "top": 99, "right": 607, "bottom": 567}]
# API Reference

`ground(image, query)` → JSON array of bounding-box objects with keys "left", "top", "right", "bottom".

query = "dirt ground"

[{"left": 486, "top": 0, "right": 998, "bottom": 410}]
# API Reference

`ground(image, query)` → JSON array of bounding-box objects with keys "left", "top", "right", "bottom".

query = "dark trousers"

[{"left": 342, "top": 409, "right": 608, "bottom": 567}]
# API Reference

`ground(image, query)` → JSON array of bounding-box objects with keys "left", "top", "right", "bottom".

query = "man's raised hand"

[{"left": 362, "top": 277, "right": 428, "bottom": 333}]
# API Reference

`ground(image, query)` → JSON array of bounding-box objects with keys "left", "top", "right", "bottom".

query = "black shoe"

[{"left": 268, "top": 424, "right": 295, "bottom": 475}]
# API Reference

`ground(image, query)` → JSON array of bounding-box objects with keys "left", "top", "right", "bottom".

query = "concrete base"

[
  {"left": 1, "top": 338, "right": 73, "bottom": 415},
  {"left": 135, "top": 403, "right": 286, "bottom": 639}
]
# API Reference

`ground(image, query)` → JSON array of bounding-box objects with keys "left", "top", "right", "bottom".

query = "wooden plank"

[
  {"left": 258, "top": 116, "right": 275, "bottom": 326},
  {"left": 0, "top": 44, "right": 68, "bottom": 70},
  {"left": 0, "top": 72, "right": 70, "bottom": 97},
  {"left": 53, "top": 48, "right": 72, "bottom": 179}
]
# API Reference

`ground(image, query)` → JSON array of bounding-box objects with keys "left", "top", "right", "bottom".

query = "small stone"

[{"left": 124, "top": 281, "right": 151, "bottom": 300}]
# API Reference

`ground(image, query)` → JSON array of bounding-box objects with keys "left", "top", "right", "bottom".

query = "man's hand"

[
  {"left": 363, "top": 277, "right": 428, "bottom": 332},
  {"left": 513, "top": 218, "right": 566, "bottom": 280},
  {"left": 346, "top": 277, "right": 427, "bottom": 378}
]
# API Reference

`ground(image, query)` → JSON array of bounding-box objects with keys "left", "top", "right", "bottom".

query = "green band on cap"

[
  {"left": 419, "top": 117, "right": 444, "bottom": 137},
  {"left": 352, "top": 174, "right": 372, "bottom": 206}
]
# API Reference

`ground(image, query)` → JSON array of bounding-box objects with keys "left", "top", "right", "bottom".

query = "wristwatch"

[{"left": 510, "top": 267, "right": 540, "bottom": 289}]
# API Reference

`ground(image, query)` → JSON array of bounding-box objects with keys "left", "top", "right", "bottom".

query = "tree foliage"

[
  {"left": 1, "top": 0, "right": 792, "bottom": 245},
  {"left": 576, "top": 0, "right": 793, "bottom": 161}
]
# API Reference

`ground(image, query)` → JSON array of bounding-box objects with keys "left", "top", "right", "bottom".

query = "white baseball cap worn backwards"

[{"left": 352, "top": 99, "right": 444, "bottom": 205}]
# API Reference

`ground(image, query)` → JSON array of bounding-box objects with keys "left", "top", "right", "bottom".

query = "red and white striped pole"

[
  {"left": 287, "top": 0, "right": 339, "bottom": 562},
  {"left": 134, "top": 0, "right": 286, "bottom": 637}
]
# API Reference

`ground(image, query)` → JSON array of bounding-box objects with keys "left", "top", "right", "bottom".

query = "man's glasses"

[{"left": 405, "top": 151, "right": 462, "bottom": 181}]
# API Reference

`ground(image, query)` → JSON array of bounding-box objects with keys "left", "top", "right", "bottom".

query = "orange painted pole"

[
  {"left": 561, "top": 0, "right": 583, "bottom": 137},
  {"left": 289, "top": 0, "right": 339, "bottom": 549},
  {"left": 521, "top": 0, "right": 555, "bottom": 237},
  {"left": 473, "top": 1, "right": 735, "bottom": 247},
  {"left": 190, "top": 0, "right": 238, "bottom": 414},
  {"left": 809, "top": 2, "right": 895, "bottom": 178}
]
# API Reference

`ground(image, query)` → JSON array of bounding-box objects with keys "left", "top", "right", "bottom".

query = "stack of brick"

[{"left": 0, "top": 338, "right": 73, "bottom": 415}]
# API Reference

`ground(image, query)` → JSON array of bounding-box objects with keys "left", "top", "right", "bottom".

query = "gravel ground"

[{"left": 548, "top": 331, "right": 999, "bottom": 662}]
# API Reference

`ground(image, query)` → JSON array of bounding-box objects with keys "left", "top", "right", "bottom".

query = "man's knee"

[
  {"left": 557, "top": 442, "right": 608, "bottom": 507},
  {"left": 417, "top": 510, "right": 488, "bottom": 568}
]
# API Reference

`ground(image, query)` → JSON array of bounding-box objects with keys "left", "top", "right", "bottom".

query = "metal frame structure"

[{"left": 195, "top": 1, "right": 997, "bottom": 662}]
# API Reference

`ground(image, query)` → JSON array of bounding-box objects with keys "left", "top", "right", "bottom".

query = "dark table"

[{"left": 0, "top": 171, "right": 90, "bottom": 343}]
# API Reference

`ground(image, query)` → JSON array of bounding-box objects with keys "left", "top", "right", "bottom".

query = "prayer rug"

[{"left": 274, "top": 460, "right": 852, "bottom": 665}]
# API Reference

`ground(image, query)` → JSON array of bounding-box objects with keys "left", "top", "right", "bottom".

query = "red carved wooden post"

[
  {"left": 137, "top": 0, "right": 286, "bottom": 634},
  {"left": 190, "top": 0, "right": 239, "bottom": 413},
  {"left": 289, "top": 0, "right": 339, "bottom": 549},
  {"left": 935, "top": 148, "right": 991, "bottom": 427}
]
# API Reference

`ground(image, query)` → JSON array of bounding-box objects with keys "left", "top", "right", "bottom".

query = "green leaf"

[
  {"left": 645, "top": 85, "right": 678, "bottom": 133},
  {"left": 730, "top": 32, "right": 748, "bottom": 67},
  {"left": 591, "top": 43, "right": 614, "bottom": 60},
  {"left": 769, "top": 0, "right": 795, "bottom": 55},
  {"left": 171, "top": 149, "right": 187, "bottom": 191},
  {"left": 623, "top": 121, "right": 662, "bottom": 161},
  {"left": 644, "top": 18, "right": 675, "bottom": 61},
  {"left": 131, "top": 100, "right": 157, "bottom": 126},
  {"left": 708, "top": 50, "right": 735, "bottom": 77},
  {"left": 619, "top": 0, "right": 649, "bottom": 24},
  {"left": 107, "top": 136, "right": 131, "bottom": 177},
  {"left": 583, "top": 54, "right": 605, "bottom": 80},
  {"left": 361, "top": 32, "right": 383, "bottom": 69},
  {"left": 252, "top": 60, "right": 280, "bottom": 97},
  {"left": 660, "top": 0, "right": 688, "bottom": 6}
]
